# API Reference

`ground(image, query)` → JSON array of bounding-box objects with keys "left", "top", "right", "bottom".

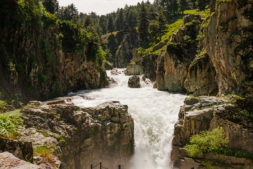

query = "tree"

[
  {"left": 57, "top": 4, "right": 78, "bottom": 22},
  {"left": 197, "top": 0, "right": 208, "bottom": 10},
  {"left": 138, "top": 2, "right": 149, "bottom": 44},
  {"left": 115, "top": 9, "right": 124, "bottom": 31},
  {"left": 179, "top": 0, "right": 187, "bottom": 14},
  {"left": 191, "top": 0, "right": 196, "bottom": 9},
  {"left": 107, "top": 15, "right": 114, "bottom": 33},
  {"left": 41, "top": 0, "right": 59, "bottom": 14},
  {"left": 125, "top": 9, "right": 138, "bottom": 31},
  {"left": 158, "top": 11, "right": 167, "bottom": 40},
  {"left": 171, "top": 0, "right": 178, "bottom": 15}
]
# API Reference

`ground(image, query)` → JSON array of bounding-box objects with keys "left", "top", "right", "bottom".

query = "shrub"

[
  {"left": 0, "top": 112, "right": 23, "bottom": 138},
  {"left": 185, "top": 127, "right": 228, "bottom": 157}
]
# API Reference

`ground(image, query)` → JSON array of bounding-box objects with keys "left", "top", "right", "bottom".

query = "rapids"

[{"left": 70, "top": 69, "right": 186, "bottom": 169}]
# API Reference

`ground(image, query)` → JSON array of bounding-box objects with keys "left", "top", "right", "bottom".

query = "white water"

[{"left": 69, "top": 69, "right": 186, "bottom": 169}]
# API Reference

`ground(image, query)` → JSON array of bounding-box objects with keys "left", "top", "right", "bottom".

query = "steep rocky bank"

[
  {"left": 171, "top": 96, "right": 253, "bottom": 169},
  {"left": 1, "top": 100, "right": 134, "bottom": 169},
  {"left": 0, "top": 0, "right": 108, "bottom": 101},
  {"left": 204, "top": 0, "right": 253, "bottom": 96}
]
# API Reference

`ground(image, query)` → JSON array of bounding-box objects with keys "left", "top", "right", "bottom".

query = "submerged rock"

[{"left": 128, "top": 75, "right": 141, "bottom": 88}]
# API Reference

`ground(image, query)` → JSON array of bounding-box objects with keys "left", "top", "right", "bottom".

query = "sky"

[{"left": 58, "top": 0, "right": 154, "bottom": 15}]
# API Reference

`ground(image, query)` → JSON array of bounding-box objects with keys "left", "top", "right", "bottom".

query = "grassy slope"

[{"left": 139, "top": 9, "right": 210, "bottom": 56}]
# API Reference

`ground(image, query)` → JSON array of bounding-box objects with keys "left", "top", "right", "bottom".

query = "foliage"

[
  {"left": 0, "top": 112, "right": 23, "bottom": 139},
  {"left": 34, "top": 146, "right": 56, "bottom": 167},
  {"left": 185, "top": 127, "right": 229, "bottom": 157}
]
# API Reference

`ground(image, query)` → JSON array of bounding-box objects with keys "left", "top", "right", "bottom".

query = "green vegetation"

[
  {"left": 34, "top": 146, "right": 57, "bottom": 167},
  {"left": 0, "top": 112, "right": 23, "bottom": 139},
  {"left": 0, "top": 0, "right": 107, "bottom": 100},
  {"left": 185, "top": 127, "right": 228, "bottom": 157}
]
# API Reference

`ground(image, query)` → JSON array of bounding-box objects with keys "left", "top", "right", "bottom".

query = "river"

[{"left": 69, "top": 69, "right": 186, "bottom": 169}]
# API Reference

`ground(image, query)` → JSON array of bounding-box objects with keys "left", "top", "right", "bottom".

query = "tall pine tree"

[{"left": 138, "top": 2, "right": 149, "bottom": 45}]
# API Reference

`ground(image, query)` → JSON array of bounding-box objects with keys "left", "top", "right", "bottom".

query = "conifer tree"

[
  {"left": 138, "top": 2, "right": 149, "bottom": 44},
  {"left": 107, "top": 15, "right": 114, "bottom": 33}
]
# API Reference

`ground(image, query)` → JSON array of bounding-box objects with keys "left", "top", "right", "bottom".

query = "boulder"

[
  {"left": 0, "top": 152, "right": 40, "bottom": 169},
  {"left": 18, "top": 100, "right": 134, "bottom": 169},
  {"left": 110, "top": 68, "right": 120, "bottom": 75},
  {"left": 128, "top": 76, "right": 141, "bottom": 88},
  {"left": 0, "top": 138, "right": 33, "bottom": 163}
]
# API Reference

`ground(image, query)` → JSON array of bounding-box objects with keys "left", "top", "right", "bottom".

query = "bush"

[
  {"left": 0, "top": 112, "right": 23, "bottom": 138},
  {"left": 185, "top": 127, "right": 228, "bottom": 157}
]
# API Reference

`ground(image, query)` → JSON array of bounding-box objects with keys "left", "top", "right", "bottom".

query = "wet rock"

[
  {"left": 128, "top": 75, "right": 141, "bottom": 88},
  {"left": 0, "top": 152, "right": 40, "bottom": 169},
  {"left": 111, "top": 68, "right": 120, "bottom": 75}
]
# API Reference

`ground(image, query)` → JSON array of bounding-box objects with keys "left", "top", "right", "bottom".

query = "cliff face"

[
  {"left": 204, "top": 0, "right": 253, "bottom": 96},
  {"left": 171, "top": 96, "right": 253, "bottom": 169},
  {"left": 14, "top": 100, "right": 134, "bottom": 169},
  {"left": 156, "top": 15, "right": 203, "bottom": 92},
  {"left": 0, "top": 0, "right": 107, "bottom": 101}
]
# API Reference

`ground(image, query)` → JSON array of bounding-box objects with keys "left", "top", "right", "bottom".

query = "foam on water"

[{"left": 70, "top": 69, "right": 186, "bottom": 169}]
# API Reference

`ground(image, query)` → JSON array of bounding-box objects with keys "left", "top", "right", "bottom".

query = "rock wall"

[
  {"left": 204, "top": 0, "right": 253, "bottom": 96},
  {"left": 184, "top": 53, "right": 218, "bottom": 96},
  {"left": 156, "top": 15, "right": 203, "bottom": 92},
  {"left": 0, "top": 0, "right": 108, "bottom": 101},
  {"left": 171, "top": 96, "right": 253, "bottom": 169},
  {"left": 9, "top": 100, "right": 135, "bottom": 169}
]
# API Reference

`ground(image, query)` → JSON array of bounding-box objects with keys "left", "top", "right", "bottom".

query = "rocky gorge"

[{"left": 0, "top": 0, "right": 252, "bottom": 168}]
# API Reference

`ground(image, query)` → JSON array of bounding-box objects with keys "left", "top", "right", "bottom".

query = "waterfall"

[{"left": 70, "top": 69, "right": 186, "bottom": 169}]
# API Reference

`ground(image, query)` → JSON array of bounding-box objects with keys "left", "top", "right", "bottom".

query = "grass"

[
  {"left": 185, "top": 127, "right": 228, "bottom": 157},
  {"left": 0, "top": 112, "right": 23, "bottom": 139},
  {"left": 34, "top": 146, "right": 57, "bottom": 167},
  {"left": 141, "top": 9, "right": 211, "bottom": 56},
  {"left": 184, "top": 9, "right": 211, "bottom": 19},
  {"left": 0, "top": 100, "right": 8, "bottom": 113}
]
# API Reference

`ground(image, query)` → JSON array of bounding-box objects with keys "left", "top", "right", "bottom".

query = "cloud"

[{"left": 58, "top": 0, "right": 154, "bottom": 15}]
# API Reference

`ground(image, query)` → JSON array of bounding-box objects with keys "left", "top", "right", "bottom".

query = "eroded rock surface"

[
  {"left": 171, "top": 96, "right": 253, "bottom": 169},
  {"left": 156, "top": 14, "right": 202, "bottom": 92},
  {"left": 0, "top": 152, "right": 40, "bottom": 169},
  {"left": 0, "top": 100, "right": 134, "bottom": 169},
  {"left": 204, "top": 0, "right": 253, "bottom": 96}
]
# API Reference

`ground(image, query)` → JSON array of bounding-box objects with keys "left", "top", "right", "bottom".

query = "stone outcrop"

[
  {"left": 0, "top": 152, "right": 41, "bottom": 169},
  {"left": 0, "top": 100, "right": 134, "bottom": 169},
  {"left": 171, "top": 96, "right": 253, "bottom": 169},
  {"left": 156, "top": 15, "right": 202, "bottom": 92},
  {"left": 0, "top": 1, "right": 108, "bottom": 101},
  {"left": 204, "top": 0, "right": 253, "bottom": 96},
  {"left": 184, "top": 52, "right": 218, "bottom": 96},
  {"left": 128, "top": 76, "right": 141, "bottom": 88},
  {"left": 0, "top": 138, "right": 33, "bottom": 163}
]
